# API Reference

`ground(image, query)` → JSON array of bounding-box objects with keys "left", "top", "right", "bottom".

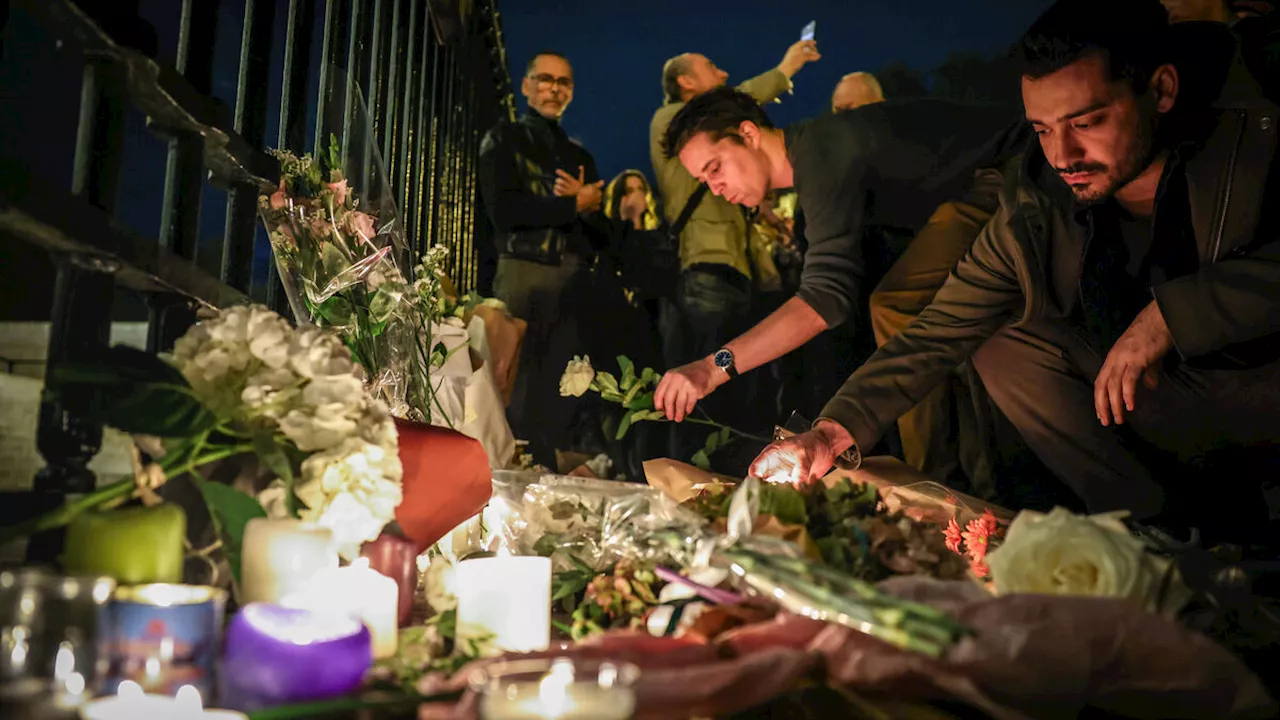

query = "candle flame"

[
  {"left": 175, "top": 684, "right": 203, "bottom": 713},
  {"left": 53, "top": 642, "right": 74, "bottom": 680},
  {"left": 538, "top": 661, "right": 574, "bottom": 714}
]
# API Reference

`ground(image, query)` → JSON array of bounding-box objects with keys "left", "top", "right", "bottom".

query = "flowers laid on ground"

[
  {"left": 260, "top": 137, "right": 465, "bottom": 425},
  {"left": 3, "top": 304, "right": 403, "bottom": 569},
  {"left": 985, "top": 507, "right": 1190, "bottom": 616},
  {"left": 559, "top": 355, "right": 762, "bottom": 469},
  {"left": 943, "top": 509, "right": 1004, "bottom": 578}
]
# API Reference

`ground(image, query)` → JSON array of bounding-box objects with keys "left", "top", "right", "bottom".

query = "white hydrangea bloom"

[{"left": 296, "top": 437, "right": 403, "bottom": 559}]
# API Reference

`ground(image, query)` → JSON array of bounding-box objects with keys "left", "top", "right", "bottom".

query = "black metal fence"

[{"left": 0, "top": 0, "right": 513, "bottom": 556}]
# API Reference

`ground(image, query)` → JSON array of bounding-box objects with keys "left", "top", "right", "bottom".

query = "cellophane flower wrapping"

[{"left": 259, "top": 80, "right": 467, "bottom": 427}]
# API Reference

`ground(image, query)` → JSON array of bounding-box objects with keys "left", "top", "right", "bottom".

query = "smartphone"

[{"left": 800, "top": 21, "right": 816, "bottom": 42}]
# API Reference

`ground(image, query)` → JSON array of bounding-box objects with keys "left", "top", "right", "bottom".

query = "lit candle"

[
  {"left": 455, "top": 554, "right": 551, "bottom": 654},
  {"left": 280, "top": 558, "right": 399, "bottom": 659},
  {"left": 79, "top": 681, "right": 247, "bottom": 720},
  {"left": 221, "top": 603, "right": 371, "bottom": 709},
  {"left": 239, "top": 518, "right": 338, "bottom": 604},
  {"left": 475, "top": 659, "right": 638, "bottom": 720},
  {"left": 63, "top": 504, "right": 187, "bottom": 585}
]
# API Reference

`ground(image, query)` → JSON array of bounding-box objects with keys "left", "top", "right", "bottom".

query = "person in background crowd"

[
  {"left": 832, "top": 71, "right": 886, "bottom": 111},
  {"left": 605, "top": 170, "right": 662, "bottom": 232},
  {"left": 656, "top": 87, "right": 1029, "bottom": 490},
  {"left": 650, "top": 40, "right": 820, "bottom": 461},
  {"left": 477, "top": 51, "right": 608, "bottom": 467},
  {"left": 751, "top": 0, "right": 1280, "bottom": 538},
  {"left": 601, "top": 169, "right": 666, "bottom": 371}
]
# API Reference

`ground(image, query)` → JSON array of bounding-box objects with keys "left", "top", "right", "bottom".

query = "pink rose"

[
  {"left": 269, "top": 180, "right": 288, "bottom": 210},
  {"left": 347, "top": 211, "right": 377, "bottom": 242},
  {"left": 327, "top": 178, "right": 349, "bottom": 207}
]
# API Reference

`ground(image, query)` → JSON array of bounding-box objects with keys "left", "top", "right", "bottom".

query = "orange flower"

[
  {"left": 962, "top": 509, "right": 1003, "bottom": 562},
  {"left": 970, "top": 557, "right": 990, "bottom": 578},
  {"left": 943, "top": 517, "right": 963, "bottom": 554}
]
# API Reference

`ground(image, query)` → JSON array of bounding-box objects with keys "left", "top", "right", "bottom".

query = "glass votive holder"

[
  {"left": 470, "top": 657, "right": 640, "bottom": 720},
  {"left": 0, "top": 567, "right": 116, "bottom": 713}
]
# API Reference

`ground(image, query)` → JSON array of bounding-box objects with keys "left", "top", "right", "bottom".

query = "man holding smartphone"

[{"left": 650, "top": 36, "right": 820, "bottom": 457}]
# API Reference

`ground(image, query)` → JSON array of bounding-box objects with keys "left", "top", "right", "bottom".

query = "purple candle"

[{"left": 221, "top": 603, "right": 371, "bottom": 710}]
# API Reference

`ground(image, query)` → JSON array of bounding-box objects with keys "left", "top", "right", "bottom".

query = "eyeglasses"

[{"left": 529, "top": 73, "right": 574, "bottom": 90}]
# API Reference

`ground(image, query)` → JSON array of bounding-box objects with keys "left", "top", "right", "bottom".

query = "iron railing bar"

[
  {"left": 279, "top": 0, "right": 317, "bottom": 153},
  {"left": 411, "top": 5, "right": 433, "bottom": 257},
  {"left": 420, "top": 35, "right": 440, "bottom": 253},
  {"left": 222, "top": 0, "right": 277, "bottom": 295},
  {"left": 340, "top": 0, "right": 364, "bottom": 164},
  {"left": 314, "top": 0, "right": 346, "bottom": 154},
  {"left": 381, "top": 0, "right": 404, "bottom": 197},
  {"left": 396, "top": 0, "right": 422, "bottom": 252}
]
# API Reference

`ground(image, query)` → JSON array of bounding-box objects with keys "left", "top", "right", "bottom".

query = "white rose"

[
  {"left": 423, "top": 555, "right": 457, "bottom": 611},
  {"left": 986, "top": 507, "right": 1188, "bottom": 616},
  {"left": 559, "top": 355, "right": 595, "bottom": 397}
]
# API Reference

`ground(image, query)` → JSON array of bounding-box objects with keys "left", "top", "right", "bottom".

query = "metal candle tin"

[{"left": 102, "top": 584, "right": 226, "bottom": 700}]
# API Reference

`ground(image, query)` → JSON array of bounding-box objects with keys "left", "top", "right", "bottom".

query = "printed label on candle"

[
  {"left": 455, "top": 556, "right": 551, "bottom": 655},
  {"left": 102, "top": 585, "right": 226, "bottom": 700}
]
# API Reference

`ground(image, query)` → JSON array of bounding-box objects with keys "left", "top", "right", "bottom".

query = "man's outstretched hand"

[
  {"left": 1094, "top": 300, "right": 1173, "bottom": 427},
  {"left": 653, "top": 356, "right": 727, "bottom": 422},
  {"left": 748, "top": 420, "right": 853, "bottom": 487},
  {"left": 778, "top": 39, "right": 821, "bottom": 78}
]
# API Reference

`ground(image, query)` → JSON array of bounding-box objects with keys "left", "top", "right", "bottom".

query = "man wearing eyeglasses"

[{"left": 478, "top": 51, "right": 609, "bottom": 466}]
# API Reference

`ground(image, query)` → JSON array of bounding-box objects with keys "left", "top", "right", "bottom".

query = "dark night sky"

[{"left": 500, "top": 0, "right": 1053, "bottom": 182}]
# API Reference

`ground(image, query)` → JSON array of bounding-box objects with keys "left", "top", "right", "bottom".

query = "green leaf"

[
  {"left": 720, "top": 426, "right": 733, "bottom": 444},
  {"left": 617, "top": 356, "right": 636, "bottom": 392},
  {"left": 48, "top": 346, "right": 217, "bottom": 438},
  {"left": 254, "top": 435, "right": 299, "bottom": 518},
  {"left": 194, "top": 480, "right": 268, "bottom": 585},
  {"left": 639, "top": 367, "right": 659, "bottom": 388},
  {"left": 691, "top": 449, "right": 711, "bottom": 470},
  {"left": 615, "top": 410, "right": 636, "bottom": 440},
  {"left": 703, "top": 430, "right": 721, "bottom": 453},
  {"left": 641, "top": 410, "right": 666, "bottom": 421},
  {"left": 596, "top": 372, "right": 620, "bottom": 395},
  {"left": 532, "top": 535, "right": 559, "bottom": 557},
  {"left": 626, "top": 391, "right": 655, "bottom": 411}
]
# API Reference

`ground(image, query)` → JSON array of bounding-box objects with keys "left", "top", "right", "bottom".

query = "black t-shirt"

[{"left": 1078, "top": 177, "right": 1199, "bottom": 349}]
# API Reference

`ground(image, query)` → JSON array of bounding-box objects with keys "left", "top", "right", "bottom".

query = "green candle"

[{"left": 64, "top": 503, "right": 187, "bottom": 584}]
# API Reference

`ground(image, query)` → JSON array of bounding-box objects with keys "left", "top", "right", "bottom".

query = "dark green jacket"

[{"left": 822, "top": 33, "right": 1280, "bottom": 457}]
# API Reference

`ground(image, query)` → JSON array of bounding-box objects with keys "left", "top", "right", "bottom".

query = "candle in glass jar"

[
  {"left": 239, "top": 519, "right": 337, "bottom": 604},
  {"left": 455, "top": 555, "right": 551, "bottom": 654},
  {"left": 281, "top": 558, "right": 398, "bottom": 659},
  {"left": 80, "top": 681, "right": 247, "bottom": 720},
  {"left": 475, "top": 659, "right": 637, "bottom": 720}
]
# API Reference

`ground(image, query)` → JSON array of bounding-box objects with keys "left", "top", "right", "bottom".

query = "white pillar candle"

[
  {"left": 281, "top": 558, "right": 399, "bottom": 659},
  {"left": 80, "top": 681, "right": 246, "bottom": 720},
  {"left": 455, "top": 555, "right": 551, "bottom": 654},
  {"left": 240, "top": 519, "right": 337, "bottom": 604}
]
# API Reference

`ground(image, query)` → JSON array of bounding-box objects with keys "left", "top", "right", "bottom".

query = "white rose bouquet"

[
  {"left": 985, "top": 507, "right": 1191, "bottom": 616},
  {"left": 7, "top": 304, "right": 403, "bottom": 566}
]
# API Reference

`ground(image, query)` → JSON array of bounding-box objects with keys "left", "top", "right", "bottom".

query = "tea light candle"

[
  {"left": 477, "top": 660, "right": 637, "bottom": 720},
  {"left": 281, "top": 558, "right": 399, "bottom": 659},
  {"left": 455, "top": 554, "right": 551, "bottom": 654},
  {"left": 80, "top": 681, "right": 246, "bottom": 720},
  {"left": 240, "top": 519, "right": 338, "bottom": 604},
  {"left": 221, "top": 603, "right": 371, "bottom": 709}
]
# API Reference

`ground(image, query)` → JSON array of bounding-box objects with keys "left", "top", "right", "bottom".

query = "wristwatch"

[{"left": 712, "top": 347, "right": 738, "bottom": 378}]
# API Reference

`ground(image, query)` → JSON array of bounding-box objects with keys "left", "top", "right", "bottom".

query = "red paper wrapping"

[{"left": 393, "top": 419, "right": 492, "bottom": 552}]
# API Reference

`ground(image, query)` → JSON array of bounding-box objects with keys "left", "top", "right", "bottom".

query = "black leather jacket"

[{"left": 477, "top": 112, "right": 608, "bottom": 265}]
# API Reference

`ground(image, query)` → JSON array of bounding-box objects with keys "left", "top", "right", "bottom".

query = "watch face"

[{"left": 714, "top": 349, "right": 733, "bottom": 369}]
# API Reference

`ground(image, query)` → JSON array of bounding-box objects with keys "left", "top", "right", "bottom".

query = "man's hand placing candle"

[{"left": 748, "top": 419, "right": 854, "bottom": 487}]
